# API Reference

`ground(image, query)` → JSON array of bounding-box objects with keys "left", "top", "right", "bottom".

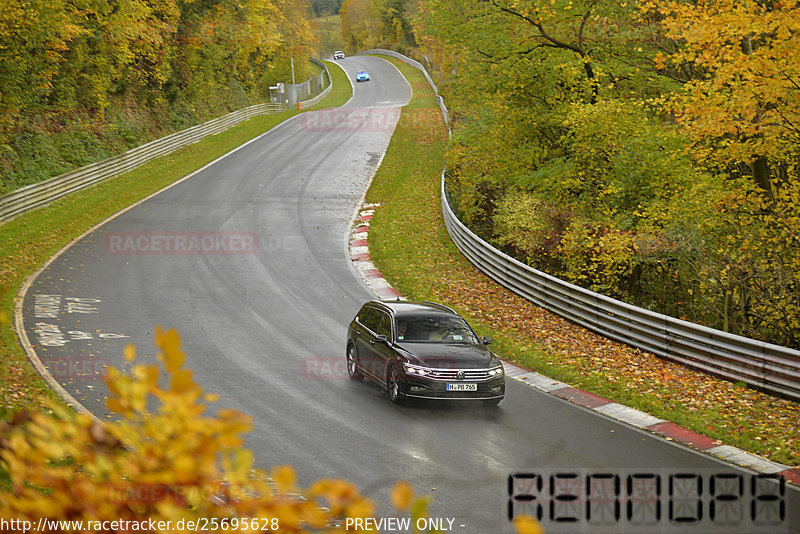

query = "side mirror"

[
  {"left": 482, "top": 336, "right": 492, "bottom": 345},
  {"left": 376, "top": 335, "right": 388, "bottom": 344}
]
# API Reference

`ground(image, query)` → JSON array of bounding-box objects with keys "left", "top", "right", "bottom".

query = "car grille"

[{"left": 425, "top": 368, "right": 493, "bottom": 381}]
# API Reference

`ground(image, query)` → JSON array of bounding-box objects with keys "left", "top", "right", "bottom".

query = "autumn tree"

[
  {"left": 340, "top": 0, "right": 381, "bottom": 50},
  {"left": 0, "top": 0, "right": 84, "bottom": 129},
  {"left": 416, "top": 0, "right": 679, "bottom": 231},
  {"left": 340, "top": 0, "right": 418, "bottom": 51},
  {"left": 276, "top": 0, "right": 319, "bottom": 83},
  {"left": 417, "top": 0, "right": 671, "bottom": 105},
  {"left": 640, "top": 0, "right": 800, "bottom": 344},
  {"left": 413, "top": 0, "right": 800, "bottom": 346},
  {"left": 379, "top": 0, "right": 418, "bottom": 46},
  {"left": 646, "top": 0, "right": 800, "bottom": 197},
  {"left": 0, "top": 0, "right": 320, "bottom": 192}
]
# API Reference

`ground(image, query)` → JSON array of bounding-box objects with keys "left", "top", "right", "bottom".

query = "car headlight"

[
  {"left": 487, "top": 366, "right": 504, "bottom": 376},
  {"left": 403, "top": 363, "right": 430, "bottom": 376}
]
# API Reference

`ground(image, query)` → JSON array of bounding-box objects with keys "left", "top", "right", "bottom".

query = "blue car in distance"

[{"left": 356, "top": 71, "right": 370, "bottom": 82}]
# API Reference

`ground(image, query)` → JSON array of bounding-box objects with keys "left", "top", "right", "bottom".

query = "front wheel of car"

[
  {"left": 387, "top": 365, "right": 404, "bottom": 404},
  {"left": 347, "top": 345, "right": 363, "bottom": 381}
]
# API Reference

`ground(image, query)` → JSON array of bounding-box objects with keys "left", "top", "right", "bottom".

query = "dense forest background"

[
  {"left": 0, "top": 0, "right": 320, "bottom": 194},
  {"left": 340, "top": 0, "right": 800, "bottom": 349}
]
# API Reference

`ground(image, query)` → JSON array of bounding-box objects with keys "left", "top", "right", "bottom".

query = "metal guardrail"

[
  {"left": 0, "top": 103, "right": 286, "bottom": 224},
  {"left": 298, "top": 59, "right": 333, "bottom": 109},
  {"left": 358, "top": 49, "right": 440, "bottom": 94},
  {"left": 288, "top": 58, "right": 332, "bottom": 107},
  {"left": 441, "top": 178, "right": 800, "bottom": 400},
  {"left": 365, "top": 48, "right": 800, "bottom": 400}
]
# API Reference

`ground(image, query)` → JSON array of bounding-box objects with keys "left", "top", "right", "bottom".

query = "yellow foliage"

[
  {"left": 513, "top": 515, "right": 545, "bottom": 534},
  {"left": 647, "top": 0, "right": 800, "bottom": 165},
  {"left": 340, "top": 0, "right": 382, "bottom": 51},
  {"left": 0, "top": 326, "right": 541, "bottom": 533},
  {"left": 390, "top": 481, "right": 413, "bottom": 510},
  {"left": 0, "top": 328, "right": 379, "bottom": 532},
  {"left": 558, "top": 220, "right": 637, "bottom": 297}
]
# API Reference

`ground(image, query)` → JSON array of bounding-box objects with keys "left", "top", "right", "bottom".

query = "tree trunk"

[
  {"left": 752, "top": 156, "right": 773, "bottom": 200},
  {"left": 584, "top": 61, "right": 598, "bottom": 104}
]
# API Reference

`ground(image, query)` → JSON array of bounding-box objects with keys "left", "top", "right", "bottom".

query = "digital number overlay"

[{"left": 508, "top": 469, "right": 788, "bottom": 533}]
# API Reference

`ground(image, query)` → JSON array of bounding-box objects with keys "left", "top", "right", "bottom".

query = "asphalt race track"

[{"left": 20, "top": 56, "right": 799, "bottom": 533}]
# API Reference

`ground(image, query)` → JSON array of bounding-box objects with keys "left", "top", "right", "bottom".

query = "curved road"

[{"left": 20, "top": 56, "right": 799, "bottom": 533}]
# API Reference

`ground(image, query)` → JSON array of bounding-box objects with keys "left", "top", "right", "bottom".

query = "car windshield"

[{"left": 395, "top": 315, "right": 479, "bottom": 344}]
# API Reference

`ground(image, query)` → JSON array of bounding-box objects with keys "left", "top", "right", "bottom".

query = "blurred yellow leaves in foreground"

[{"left": 0, "top": 326, "right": 540, "bottom": 533}]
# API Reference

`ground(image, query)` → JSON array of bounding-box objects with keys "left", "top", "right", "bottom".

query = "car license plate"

[{"left": 447, "top": 383, "right": 477, "bottom": 392}]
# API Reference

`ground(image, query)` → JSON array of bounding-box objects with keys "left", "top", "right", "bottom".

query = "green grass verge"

[
  {"left": 320, "top": 61, "right": 353, "bottom": 109},
  {"left": 0, "top": 77, "right": 353, "bottom": 414},
  {"left": 363, "top": 55, "right": 799, "bottom": 466}
]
